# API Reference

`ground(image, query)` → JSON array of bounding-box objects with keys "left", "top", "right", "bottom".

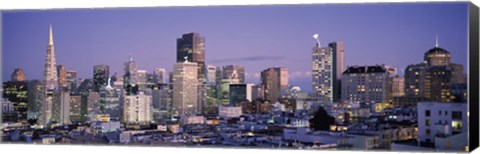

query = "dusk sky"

[{"left": 2, "top": 2, "right": 469, "bottom": 92}]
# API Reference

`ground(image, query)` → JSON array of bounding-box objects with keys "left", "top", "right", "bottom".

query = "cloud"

[
  {"left": 210, "top": 56, "right": 285, "bottom": 63},
  {"left": 289, "top": 71, "right": 312, "bottom": 79}
]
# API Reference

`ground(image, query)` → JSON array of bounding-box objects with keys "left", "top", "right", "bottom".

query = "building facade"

[
  {"left": 176, "top": 32, "right": 206, "bottom": 83},
  {"left": 123, "top": 92, "right": 152, "bottom": 124},
  {"left": 172, "top": 62, "right": 199, "bottom": 117},
  {"left": 261, "top": 67, "right": 288, "bottom": 103},
  {"left": 341, "top": 65, "right": 392, "bottom": 107}
]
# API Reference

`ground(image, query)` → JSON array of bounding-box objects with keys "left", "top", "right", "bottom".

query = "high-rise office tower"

[
  {"left": 11, "top": 68, "right": 26, "bottom": 82},
  {"left": 123, "top": 56, "right": 138, "bottom": 87},
  {"left": 341, "top": 65, "right": 392, "bottom": 106},
  {"left": 137, "top": 69, "right": 147, "bottom": 91},
  {"left": 57, "top": 65, "right": 68, "bottom": 89},
  {"left": 260, "top": 67, "right": 288, "bottom": 103},
  {"left": 328, "top": 42, "right": 345, "bottom": 102},
  {"left": 3, "top": 81, "right": 29, "bottom": 123},
  {"left": 69, "top": 95, "right": 81, "bottom": 123},
  {"left": 176, "top": 33, "right": 206, "bottom": 83},
  {"left": 404, "top": 36, "right": 465, "bottom": 103},
  {"left": 229, "top": 84, "right": 253, "bottom": 106},
  {"left": 27, "top": 80, "right": 43, "bottom": 122},
  {"left": 172, "top": 62, "right": 199, "bottom": 117},
  {"left": 206, "top": 65, "right": 217, "bottom": 85},
  {"left": 311, "top": 39, "right": 344, "bottom": 103},
  {"left": 42, "top": 25, "right": 59, "bottom": 126},
  {"left": 153, "top": 68, "right": 166, "bottom": 84},
  {"left": 93, "top": 65, "right": 110, "bottom": 91},
  {"left": 65, "top": 70, "right": 77, "bottom": 92}
]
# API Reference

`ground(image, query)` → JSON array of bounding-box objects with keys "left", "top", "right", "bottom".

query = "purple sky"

[{"left": 2, "top": 2, "right": 469, "bottom": 92}]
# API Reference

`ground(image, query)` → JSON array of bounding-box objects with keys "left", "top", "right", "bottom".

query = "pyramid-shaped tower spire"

[
  {"left": 44, "top": 24, "right": 58, "bottom": 90},
  {"left": 49, "top": 24, "right": 54, "bottom": 45}
]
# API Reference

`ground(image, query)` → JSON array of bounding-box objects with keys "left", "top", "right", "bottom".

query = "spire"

[
  {"left": 49, "top": 24, "right": 54, "bottom": 45},
  {"left": 435, "top": 34, "right": 438, "bottom": 47},
  {"left": 312, "top": 33, "right": 320, "bottom": 47},
  {"left": 129, "top": 52, "right": 133, "bottom": 62}
]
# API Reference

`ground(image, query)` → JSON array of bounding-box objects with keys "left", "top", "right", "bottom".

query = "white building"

[
  {"left": 123, "top": 92, "right": 152, "bottom": 124},
  {"left": 417, "top": 102, "right": 468, "bottom": 148},
  {"left": 218, "top": 106, "right": 242, "bottom": 118},
  {"left": 172, "top": 62, "right": 199, "bottom": 116}
]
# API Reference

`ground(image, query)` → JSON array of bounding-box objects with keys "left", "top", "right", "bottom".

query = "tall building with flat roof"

[
  {"left": 261, "top": 67, "right": 288, "bottom": 103},
  {"left": 177, "top": 33, "right": 206, "bottom": 83},
  {"left": 312, "top": 40, "right": 344, "bottom": 103},
  {"left": 123, "top": 92, "right": 152, "bottom": 124},
  {"left": 65, "top": 69, "right": 77, "bottom": 92},
  {"left": 329, "top": 42, "right": 345, "bottom": 102},
  {"left": 172, "top": 62, "right": 199, "bottom": 117},
  {"left": 123, "top": 56, "right": 138, "bottom": 87},
  {"left": 341, "top": 65, "right": 392, "bottom": 106},
  {"left": 93, "top": 65, "right": 110, "bottom": 91},
  {"left": 229, "top": 83, "right": 253, "bottom": 106},
  {"left": 57, "top": 65, "right": 68, "bottom": 89},
  {"left": 206, "top": 64, "right": 217, "bottom": 85}
]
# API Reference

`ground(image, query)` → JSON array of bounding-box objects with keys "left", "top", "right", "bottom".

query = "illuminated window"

[{"left": 452, "top": 121, "right": 462, "bottom": 130}]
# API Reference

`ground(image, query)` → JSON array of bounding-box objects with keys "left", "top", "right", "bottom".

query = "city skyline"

[{"left": 2, "top": 2, "right": 469, "bottom": 92}]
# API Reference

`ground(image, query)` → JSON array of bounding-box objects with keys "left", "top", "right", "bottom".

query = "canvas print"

[{"left": 0, "top": 2, "right": 473, "bottom": 152}]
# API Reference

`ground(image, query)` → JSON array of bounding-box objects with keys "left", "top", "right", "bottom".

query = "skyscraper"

[
  {"left": 57, "top": 65, "right": 68, "bottom": 89},
  {"left": 176, "top": 33, "right": 206, "bottom": 83},
  {"left": 311, "top": 39, "right": 344, "bottom": 103},
  {"left": 11, "top": 68, "right": 26, "bottom": 82},
  {"left": 123, "top": 56, "right": 138, "bottom": 87},
  {"left": 404, "top": 37, "right": 465, "bottom": 103},
  {"left": 329, "top": 42, "right": 345, "bottom": 102},
  {"left": 206, "top": 64, "right": 217, "bottom": 85},
  {"left": 65, "top": 70, "right": 77, "bottom": 92},
  {"left": 260, "top": 67, "right": 288, "bottom": 103},
  {"left": 52, "top": 90, "right": 70, "bottom": 125},
  {"left": 41, "top": 25, "right": 59, "bottom": 126},
  {"left": 44, "top": 25, "right": 59, "bottom": 91},
  {"left": 229, "top": 84, "right": 253, "bottom": 106},
  {"left": 93, "top": 65, "right": 110, "bottom": 91},
  {"left": 172, "top": 62, "right": 199, "bottom": 117},
  {"left": 153, "top": 68, "right": 166, "bottom": 84},
  {"left": 136, "top": 69, "right": 147, "bottom": 91},
  {"left": 3, "top": 81, "right": 29, "bottom": 123}
]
